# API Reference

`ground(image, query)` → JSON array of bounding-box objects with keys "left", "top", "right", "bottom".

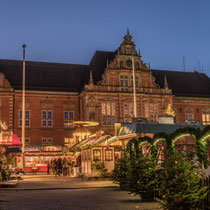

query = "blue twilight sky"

[{"left": 0, "top": 0, "right": 210, "bottom": 76}]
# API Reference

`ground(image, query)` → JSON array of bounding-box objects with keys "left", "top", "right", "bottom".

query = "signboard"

[
  {"left": 41, "top": 146, "right": 62, "bottom": 152},
  {"left": 25, "top": 146, "right": 41, "bottom": 152}
]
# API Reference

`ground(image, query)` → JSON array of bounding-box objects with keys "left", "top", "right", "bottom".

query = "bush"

[{"left": 92, "top": 160, "right": 108, "bottom": 178}]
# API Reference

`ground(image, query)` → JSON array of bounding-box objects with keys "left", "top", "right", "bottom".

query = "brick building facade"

[{"left": 0, "top": 31, "right": 210, "bottom": 147}]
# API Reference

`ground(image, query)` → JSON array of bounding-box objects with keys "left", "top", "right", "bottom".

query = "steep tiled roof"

[
  {"left": 0, "top": 59, "right": 89, "bottom": 92},
  {"left": 152, "top": 70, "right": 210, "bottom": 97},
  {"left": 89, "top": 50, "right": 117, "bottom": 84},
  {"left": 0, "top": 51, "right": 209, "bottom": 98}
]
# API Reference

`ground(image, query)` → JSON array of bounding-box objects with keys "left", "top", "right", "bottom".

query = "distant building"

[{"left": 0, "top": 31, "right": 209, "bottom": 147}]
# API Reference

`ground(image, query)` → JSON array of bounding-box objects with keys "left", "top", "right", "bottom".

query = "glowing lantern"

[{"left": 73, "top": 126, "right": 91, "bottom": 143}]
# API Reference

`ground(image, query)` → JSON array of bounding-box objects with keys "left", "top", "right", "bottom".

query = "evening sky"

[{"left": 0, "top": 0, "right": 210, "bottom": 76}]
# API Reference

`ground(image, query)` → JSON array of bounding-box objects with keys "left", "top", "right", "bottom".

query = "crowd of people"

[{"left": 47, "top": 157, "right": 73, "bottom": 176}]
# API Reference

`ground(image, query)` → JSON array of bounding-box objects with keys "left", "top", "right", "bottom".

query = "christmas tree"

[
  {"left": 159, "top": 151, "right": 208, "bottom": 209},
  {"left": 112, "top": 151, "right": 130, "bottom": 190},
  {"left": 129, "top": 152, "right": 159, "bottom": 201}
]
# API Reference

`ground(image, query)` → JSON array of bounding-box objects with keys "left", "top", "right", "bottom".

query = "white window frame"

[
  {"left": 42, "top": 138, "right": 53, "bottom": 145},
  {"left": 64, "top": 111, "right": 74, "bottom": 127},
  {"left": 42, "top": 110, "right": 53, "bottom": 127},
  {"left": 101, "top": 102, "right": 116, "bottom": 126},
  {"left": 19, "top": 110, "right": 30, "bottom": 127},
  {"left": 20, "top": 138, "right": 30, "bottom": 146}
]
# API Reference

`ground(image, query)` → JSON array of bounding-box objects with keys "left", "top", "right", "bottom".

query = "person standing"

[
  {"left": 57, "top": 157, "right": 62, "bottom": 176},
  {"left": 46, "top": 160, "right": 50, "bottom": 175},
  {"left": 63, "top": 157, "right": 68, "bottom": 176}
]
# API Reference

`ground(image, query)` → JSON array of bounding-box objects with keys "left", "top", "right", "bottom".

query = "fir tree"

[
  {"left": 159, "top": 151, "right": 208, "bottom": 210},
  {"left": 129, "top": 152, "right": 159, "bottom": 201},
  {"left": 112, "top": 151, "right": 130, "bottom": 190}
]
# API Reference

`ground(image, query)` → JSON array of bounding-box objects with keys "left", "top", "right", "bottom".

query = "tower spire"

[
  {"left": 164, "top": 75, "right": 168, "bottom": 89},
  {"left": 127, "top": 28, "right": 130, "bottom": 35},
  {"left": 89, "top": 70, "right": 94, "bottom": 85}
]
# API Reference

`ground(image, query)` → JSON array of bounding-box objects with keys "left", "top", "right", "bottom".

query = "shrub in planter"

[{"left": 159, "top": 151, "right": 208, "bottom": 210}]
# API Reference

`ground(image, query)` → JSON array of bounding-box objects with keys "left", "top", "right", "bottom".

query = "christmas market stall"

[
  {"left": 72, "top": 130, "right": 123, "bottom": 177},
  {"left": 16, "top": 146, "right": 63, "bottom": 173},
  {"left": 0, "top": 129, "right": 22, "bottom": 170}
]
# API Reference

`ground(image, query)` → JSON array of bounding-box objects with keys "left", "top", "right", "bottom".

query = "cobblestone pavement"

[{"left": 0, "top": 175, "right": 162, "bottom": 210}]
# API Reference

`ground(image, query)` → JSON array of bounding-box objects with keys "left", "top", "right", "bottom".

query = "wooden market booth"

[{"left": 71, "top": 130, "right": 122, "bottom": 177}]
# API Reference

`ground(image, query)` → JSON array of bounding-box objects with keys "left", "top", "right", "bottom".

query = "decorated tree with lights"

[{"left": 159, "top": 151, "right": 208, "bottom": 210}]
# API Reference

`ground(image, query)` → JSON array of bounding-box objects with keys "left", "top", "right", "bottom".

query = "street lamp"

[{"left": 21, "top": 44, "right": 26, "bottom": 172}]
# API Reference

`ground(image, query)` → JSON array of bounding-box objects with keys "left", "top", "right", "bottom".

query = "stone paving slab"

[
  {"left": 0, "top": 175, "right": 162, "bottom": 209},
  {"left": 0, "top": 175, "right": 118, "bottom": 190},
  {"left": 0, "top": 187, "right": 162, "bottom": 210}
]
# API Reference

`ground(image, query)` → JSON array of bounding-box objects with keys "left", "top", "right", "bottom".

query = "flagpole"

[
  {"left": 132, "top": 55, "right": 137, "bottom": 118},
  {"left": 21, "top": 44, "right": 26, "bottom": 172}
]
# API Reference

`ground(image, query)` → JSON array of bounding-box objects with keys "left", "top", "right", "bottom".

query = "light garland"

[{"left": 127, "top": 126, "right": 210, "bottom": 168}]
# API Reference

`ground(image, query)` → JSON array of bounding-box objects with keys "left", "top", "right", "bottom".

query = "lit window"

[
  {"left": 105, "top": 149, "right": 113, "bottom": 161},
  {"left": 107, "top": 103, "right": 111, "bottom": 115},
  {"left": 101, "top": 102, "right": 116, "bottom": 126},
  {"left": 202, "top": 114, "right": 210, "bottom": 125},
  {"left": 64, "top": 138, "right": 74, "bottom": 147},
  {"left": 93, "top": 149, "right": 101, "bottom": 161}
]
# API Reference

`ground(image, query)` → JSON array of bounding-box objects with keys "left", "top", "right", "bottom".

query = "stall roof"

[
  {"left": 118, "top": 123, "right": 205, "bottom": 136},
  {"left": 0, "top": 134, "right": 22, "bottom": 147},
  {"left": 81, "top": 135, "right": 110, "bottom": 148}
]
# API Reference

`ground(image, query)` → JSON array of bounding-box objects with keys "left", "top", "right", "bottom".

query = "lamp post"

[{"left": 21, "top": 44, "right": 26, "bottom": 172}]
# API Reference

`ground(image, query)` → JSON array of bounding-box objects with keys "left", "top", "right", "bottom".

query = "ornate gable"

[{"left": 85, "top": 31, "right": 172, "bottom": 95}]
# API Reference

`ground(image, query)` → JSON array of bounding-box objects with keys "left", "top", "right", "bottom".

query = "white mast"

[
  {"left": 21, "top": 44, "right": 26, "bottom": 172},
  {"left": 132, "top": 55, "right": 137, "bottom": 118}
]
